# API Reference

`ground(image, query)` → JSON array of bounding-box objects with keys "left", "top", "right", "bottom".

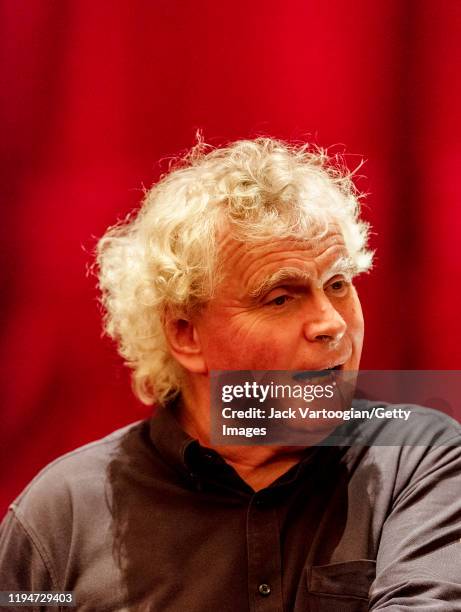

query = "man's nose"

[{"left": 302, "top": 292, "right": 347, "bottom": 343}]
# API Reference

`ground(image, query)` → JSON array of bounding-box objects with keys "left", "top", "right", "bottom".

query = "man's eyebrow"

[
  {"left": 248, "top": 257, "right": 359, "bottom": 300},
  {"left": 248, "top": 268, "right": 313, "bottom": 300},
  {"left": 320, "top": 256, "right": 359, "bottom": 284}
]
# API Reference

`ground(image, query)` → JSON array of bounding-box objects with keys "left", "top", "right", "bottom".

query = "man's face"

[{"left": 192, "top": 223, "right": 364, "bottom": 375}]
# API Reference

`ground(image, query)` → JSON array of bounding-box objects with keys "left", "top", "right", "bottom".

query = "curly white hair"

[{"left": 96, "top": 137, "right": 373, "bottom": 405}]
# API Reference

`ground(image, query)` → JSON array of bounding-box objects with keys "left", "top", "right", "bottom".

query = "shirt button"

[{"left": 258, "top": 583, "right": 271, "bottom": 596}]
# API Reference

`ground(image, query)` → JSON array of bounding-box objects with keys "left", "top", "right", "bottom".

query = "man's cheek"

[{"left": 245, "top": 340, "right": 287, "bottom": 369}]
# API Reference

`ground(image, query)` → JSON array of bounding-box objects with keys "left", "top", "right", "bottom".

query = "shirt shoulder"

[
  {"left": 0, "top": 421, "right": 151, "bottom": 593},
  {"left": 347, "top": 400, "right": 461, "bottom": 446},
  {"left": 12, "top": 420, "right": 147, "bottom": 516}
]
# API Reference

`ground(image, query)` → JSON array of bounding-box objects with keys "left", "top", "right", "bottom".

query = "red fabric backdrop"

[{"left": 1, "top": 0, "right": 460, "bottom": 517}]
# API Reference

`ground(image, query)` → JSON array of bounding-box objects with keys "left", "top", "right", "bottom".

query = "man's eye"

[
  {"left": 328, "top": 279, "right": 349, "bottom": 295},
  {"left": 267, "top": 295, "right": 291, "bottom": 306}
]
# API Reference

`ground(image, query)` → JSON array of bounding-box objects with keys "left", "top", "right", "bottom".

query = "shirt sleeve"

[
  {"left": 369, "top": 441, "right": 461, "bottom": 610},
  {"left": 0, "top": 506, "right": 58, "bottom": 597}
]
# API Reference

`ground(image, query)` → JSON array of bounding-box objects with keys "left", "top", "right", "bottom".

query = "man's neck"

[{"left": 175, "top": 388, "right": 306, "bottom": 492}]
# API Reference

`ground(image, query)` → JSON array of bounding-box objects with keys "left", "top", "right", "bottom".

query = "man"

[{"left": 1, "top": 138, "right": 460, "bottom": 611}]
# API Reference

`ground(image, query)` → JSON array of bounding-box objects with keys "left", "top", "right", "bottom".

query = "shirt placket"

[{"left": 246, "top": 494, "right": 284, "bottom": 612}]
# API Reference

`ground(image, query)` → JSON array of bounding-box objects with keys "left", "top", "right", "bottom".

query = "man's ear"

[{"left": 163, "top": 308, "right": 207, "bottom": 374}]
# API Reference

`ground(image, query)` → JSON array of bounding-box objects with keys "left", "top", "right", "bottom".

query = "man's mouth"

[{"left": 292, "top": 364, "right": 343, "bottom": 381}]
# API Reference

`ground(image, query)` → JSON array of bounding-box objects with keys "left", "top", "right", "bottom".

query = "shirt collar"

[
  {"left": 149, "top": 398, "right": 348, "bottom": 492},
  {"left": 149, "top": 400, "right": 198, "bottom": 478}
]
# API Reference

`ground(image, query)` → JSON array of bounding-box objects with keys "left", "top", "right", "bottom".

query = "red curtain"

[{"left": 1, "top": 0, "right": 460, "bottom": 516}]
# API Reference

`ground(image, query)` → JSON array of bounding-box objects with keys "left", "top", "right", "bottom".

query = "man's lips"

[{"left": 292, "top": 364, "right": 344, "bottom": 380}]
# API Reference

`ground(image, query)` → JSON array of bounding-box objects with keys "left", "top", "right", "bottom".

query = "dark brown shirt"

[{"left": 1, "top": 403, "right": 461, "bottom": 611}]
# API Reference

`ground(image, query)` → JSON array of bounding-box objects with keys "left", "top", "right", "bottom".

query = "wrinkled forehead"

[
  {"left": 217, "top": 220, "right": 349, "bottom": 264},
  {"left": 216, "top": 222, "right": 356, "bottom": 290}
]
